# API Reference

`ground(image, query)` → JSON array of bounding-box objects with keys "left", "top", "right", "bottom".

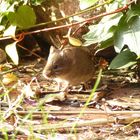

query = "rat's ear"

[
  {"left": 62, "top": 48, "right": 73, "bottom": 57},
  {"left": 49, "top": 46, "right": 58, "bottom": 54},
  {"left": 61, "top": 48, "right": 74, "bottom": 63}
]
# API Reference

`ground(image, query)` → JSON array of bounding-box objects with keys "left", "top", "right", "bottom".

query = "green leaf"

[
  {"left": 105, "top": 1, "right": 119, "bottom": 12},
  {"left": 109, "top": 49, "right": 137, "bottom": 69},
  {"left": 0, "top": 1, "right": 18, "bottom": 23},
  {"left": 0, "top": 1, "right": 10, "bottom": 13},
  {"left": 114, "top": 16, "right": 140, "bottom": 56},
  {"left": 0, "top": 25, "right": 5, "bottom": 31},
  {"left": 3, "top": 25, "right": 16, "bottom": 36},
  {"left": 79, "top": 0, "right": 99, "bottom": 10},
  {"left": 99, "top": 37, "right": 114, "bottom": 49},
  {"left": 7, "top": 5, "right": 36, "bottom": 29},
  {"left": 30, "top": 0, "right": 45, "bottom": 6},
  {"left": 7, "top": 12, "right": 16, "bottom": 25},
  {"left": 126, "top": 4, "right": 140, "bottom": 22},
  {"left": 5, "top": 42, "right": 19, "bottom": 65},
  {"left": 16, "top": 5, "right": 36, "bottom": 28},
  {"left": 68, "top": 36, "right": 82, "bottom": 47},
  {"left": 83, "top": 13, "right": 122, "bottom": 46}
]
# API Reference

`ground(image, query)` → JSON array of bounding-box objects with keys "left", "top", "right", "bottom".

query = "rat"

[{"left": 43, "top": 45, "right": 97, "bottom": 91}]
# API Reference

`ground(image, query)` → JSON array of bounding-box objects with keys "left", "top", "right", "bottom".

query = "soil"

[{"left": 1, "top": 58, "right": 140, "bottom": 140}]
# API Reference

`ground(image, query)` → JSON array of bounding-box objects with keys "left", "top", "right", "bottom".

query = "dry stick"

[
  {"left": 2, "top": 4, "right": 129, "bottom": 61},
  {"left": 17, "top": 0, "right": 115, "bottom": 30},
  {"left": 1, "top": 116, "right": 140, "bottom": 134},
  {"left": 25, "top": 0, "right": 133, "bottom": 30},
  {"left": 11, "top": 110, "right": 140, "bottom": 115},
  {"left": 15, "top": 127, "right": 47, "bottom": 140},
  {"left": 17, "top": 5, "right": 130, "bottom": 36},
  {"left": 0, "top": 65, "right": 36, "bottom": 75},
  {"left": 0, "top": 123, "right": 47, "bottom": 140},
  {"left": 0, "top": 3, "right": 131, "bottom": 41},
  {"left": 0, "top": 118, "right": 114, "bottom": 136},
  {"left": 17, "top": 43, "right": 46, "bottom": 61},
  {"left": 17, "top": 118, "right": 115, "bottom": 131},
  {"left": 18, "top": 115, "right": 140, "bottom": 131}
]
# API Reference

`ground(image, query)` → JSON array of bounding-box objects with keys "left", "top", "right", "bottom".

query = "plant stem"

[{"left": 70, "top": 68, "right": 103, "bottom": 133}]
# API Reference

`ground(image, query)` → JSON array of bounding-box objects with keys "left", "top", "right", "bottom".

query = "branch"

[{"left": 0, "top": 2, "right": 133, "bottom": 41}]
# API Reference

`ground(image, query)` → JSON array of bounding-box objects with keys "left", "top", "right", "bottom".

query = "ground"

[{"left": 0, "top": 58, "right": 140, "bottom": 140}]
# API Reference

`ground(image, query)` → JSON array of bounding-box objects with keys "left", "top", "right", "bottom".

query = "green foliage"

[
  {"left": 114, "top": 4, "right": 140, "bottom": 56},
  {"left": 79, "top": 0, "right": 99, "bottom": 10},
  {"left": 82, "top": 0, "right": 127, "bottom": 47},
  {"left": 7, "top": 5, "right": 36, "bottom": 29},
  {"left": 0, "top": 0, "right": 42, "bottom": 34},
  {"left": 0, "top": 1, "right": 39, "bottom": 65},
  {"left": 5, "top": 42, "right": 19, "bottom": 65},
  {"left": 126, "top": 4, "right": 140, "bottom": 22},
  {"left": 109, "top": 49, "right": 137, "bottom": 69},
  {"left": 114, "top": 16, "right": 140, "bottom": 56},
  {"left": 82, "top": 1, "right": 140, "bottom": 69},
  {"left": 83, "top": 13, "right": 122, "bottom": 46},
  {"left": 30, "top": 0, "right": 45, "bottom": 6},
  {"left": 3, "top": 25, "right": 16, "bottom": 37}
]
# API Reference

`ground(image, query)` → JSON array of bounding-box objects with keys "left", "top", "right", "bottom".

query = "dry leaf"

[
  {"left": 5, "top": 42, "right": 19, "bottom": 65},
  {"left": 45, "top": 104, "right": 61, "bottom": 111},
  {"left": 2, "top": 73, "right": 18, "bottom": 85},
  {"left": 0, "top": 48, "right": 6, "bottom": 63},
  {"left": 68, "top": 36, "right": 82, "bottom": 47},
  {"left": 44, "top": 92, "right": 66, "bottom": 103},
  {"left": 22, "top": 84, "right": 35, "bottom": 97}
]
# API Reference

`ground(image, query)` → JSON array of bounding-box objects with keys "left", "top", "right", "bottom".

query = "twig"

[
  {"left": 16, "top": 115, "right": 140, "bottom": 131},
  {"left": 17, "top": 118, "right": 115, "bottom": 131},
  {"left": 0, "top": 2, "right": 133, "bottom": 41},
  {"left": 17, "top": 43, "right": 46, "bottom": 61},
  {"left": 5, "top": 110, "right": 140, "bottom": 115},
  {"left": 19, "top": 0, "right": 115, "bottom": 30},
  {"left": 0, "top": 123, "right": 47, "bottom": 140},
  {"left": 0, "top": 65, "right": 36, "bottom": 75}
]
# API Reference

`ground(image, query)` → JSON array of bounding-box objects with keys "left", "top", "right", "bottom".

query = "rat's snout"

[{"left": 43, "top": 68, "right": 54, "bottom": 79}]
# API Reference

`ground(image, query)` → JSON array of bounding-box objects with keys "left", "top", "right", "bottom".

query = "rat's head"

[{"left": 43, "top": 46, "right": 73, "bottom": 79}]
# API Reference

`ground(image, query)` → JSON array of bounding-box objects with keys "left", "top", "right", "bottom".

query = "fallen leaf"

[
  {"left": 68, "top": 36, "right": 82, "bottom": 47},
  {"left": 22, "top": 84, "right": 35, "bottom": 97},
  {"left": 2, "top": 73, "right": 18, "bottom": 85}
]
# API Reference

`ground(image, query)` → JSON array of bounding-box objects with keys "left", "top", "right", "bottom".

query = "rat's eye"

[{"left": 53, "top": 64, "right": 59, "bottom": 70}]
